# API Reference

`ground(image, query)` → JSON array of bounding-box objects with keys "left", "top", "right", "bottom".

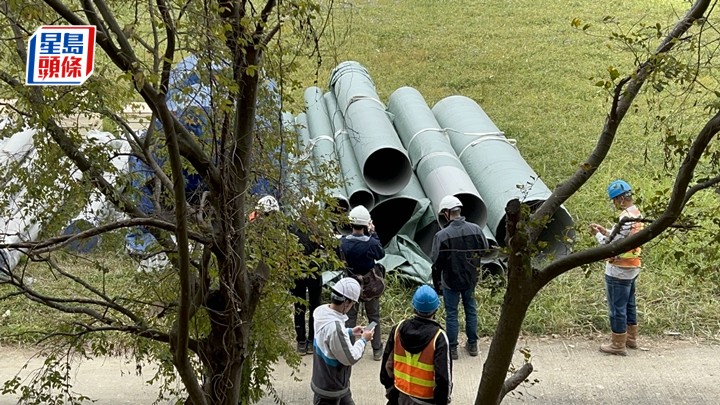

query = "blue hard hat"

[
  {"left": 607, "top": 180, "right": 632, "bottom": 199},
  {"left": 412, "top": 285, "right": 440, "bottom": 315}
]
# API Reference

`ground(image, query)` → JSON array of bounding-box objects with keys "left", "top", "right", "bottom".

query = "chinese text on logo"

[{"left": 26, "top": 26, "right": 96, "bottom": 86}]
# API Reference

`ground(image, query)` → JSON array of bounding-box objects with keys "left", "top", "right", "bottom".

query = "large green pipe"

[
  {"left": 322, "top": 91, "right": 375, "bottom": 209},
  {"left": 370, "top": 172, "right": 427, "bottom": 246},
  {"left": 388, "top": 87, "right": 487, "bottom": 228},
  {"left": 304, "top": 87, "right": 349, "bottom": 211},
  {"left": 431, "top": 96, "right": 575, "bottom": 259},
  {"left": 329, "top": 61, "right": 412, "bottom": 195},
  {"left": 294, "top": 113, "right": 315, "bottom": 195},
  {"left": 281, "top": 111, "right": 302, "bottom": 197}
]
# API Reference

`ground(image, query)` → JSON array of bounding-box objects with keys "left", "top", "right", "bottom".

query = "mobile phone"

[{"left": 364, "top": 321, "right": 377, "bottom": 331}]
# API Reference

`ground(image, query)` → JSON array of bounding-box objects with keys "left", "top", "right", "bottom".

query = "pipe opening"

[
  {"left": 414, "top": 221, "right": 440, "bottom": 257},
  {"left": 437, "top": 193, "right": 487, "bottom": 229},
  {"left": 363, "top": 148, "right": 411, "bottom": 196},
  {"left": 370, "top": 197, "right": 418, "bottom": 246},
  {"left": 349, "top": 190, "right": 375, "bottom": 211}
]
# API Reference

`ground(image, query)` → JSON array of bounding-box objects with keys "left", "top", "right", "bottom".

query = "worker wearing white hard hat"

[
  {"left": 248, "top": 195, "right": 280, "bottom": 222},
  {"left": 340, "top": 205, "right": 386, "bottom": 362},
  {"left": 311, "top": 277, "right": 374, "bottom": 404},
  {"left": 431, "top": 194, "right": 489, "bottom": 360}
]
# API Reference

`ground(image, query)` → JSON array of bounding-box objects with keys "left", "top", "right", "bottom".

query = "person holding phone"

[
  {"left": 311, "top": 277, "right": 375, "bottom": 404},
  {"left": 380, "top": 285, "right": 452, "bottom": 405}
]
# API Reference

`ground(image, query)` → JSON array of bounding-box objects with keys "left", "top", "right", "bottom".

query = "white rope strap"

[
  {"left": 344, "top": 95, "right": 386, "bottom": 116},
  {"left": 442, "top": 128, "right": 516, "bottom": 159},
  {"left": 333, "top": 129, "right": 348, "bottom": 140},
  {"left": 406, "top": 127, "right": 445, "bottom": 151},
  {"left": 413, "top": 151, "right": 461, "bottom": 171}
]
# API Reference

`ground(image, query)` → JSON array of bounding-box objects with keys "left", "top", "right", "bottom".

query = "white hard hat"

[
  {"left": 348, "top": 205, "right": 371, "bottom": 226},
  {"left": 332, "top": 277, "right": 361, "bottom": 303},
  {"left": 439, "top": 195, "right": 463, "bottom": 212},
  {"left": 256, "top": 195, "right": 280, "bottom": 213}
]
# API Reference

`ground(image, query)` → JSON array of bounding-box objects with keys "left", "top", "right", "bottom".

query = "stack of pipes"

[{"left": 286, "top": 61, "right": 576, "bottom": 278}]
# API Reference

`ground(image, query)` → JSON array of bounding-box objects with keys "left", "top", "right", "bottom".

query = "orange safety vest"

[
  {"left": 393, "top": 321, "right": 443, "bottom": 400},
  {"left": 609, "top": 205, "right": 643, "bottom": 268}
]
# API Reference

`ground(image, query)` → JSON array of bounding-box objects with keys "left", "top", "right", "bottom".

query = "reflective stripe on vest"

[
  {"left": 610, "top": 206, "right": 643, "bottom": 268},
  {"left": 393, "top": 320, "right": 443, "bottom": 399}
]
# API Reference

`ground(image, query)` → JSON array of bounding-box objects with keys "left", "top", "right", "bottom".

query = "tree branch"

[
  {"left": 528, "top": 0, "right": 712, "bottom": 242},
  {"left": 500, "top": 363, "right": 534, "bottom": 399},
  {"left": 41, "top": 0, "right": 223, "bottom": 196},
  {"left": 0, "top": 217, "right": 211, "bottom": 253},
  {"left": 539, "top": 108, "right": 720, "bottom": 286}
]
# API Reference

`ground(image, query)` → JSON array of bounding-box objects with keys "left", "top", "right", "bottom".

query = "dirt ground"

[{"left": 1, "top": 336, "right": 719, "bottom": 404}]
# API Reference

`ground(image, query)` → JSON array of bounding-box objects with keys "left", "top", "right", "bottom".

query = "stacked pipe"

[
  {"left": 323, "top": 92, "right": 375, "bottom": 209},
  {"left": 303, "top": 87, "right": 350, "bottom": 212},
  {"left": 387, "top": 87, "right": 487, "bottom": 228},
  {"left": 289, "top": 61, "right": 575, "bottom": 269},
  {"left": 432, "top": 96, "right": 575, "bottom": 260},
  {"left": 328, "top": 61, "right": 412, "bottom": 196}
]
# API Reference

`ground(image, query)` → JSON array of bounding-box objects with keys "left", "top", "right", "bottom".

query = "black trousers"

[
  {"left": 345, "top": 297, "right": 381, "bottom": 351},
  {"left": 291, "top": 274, "right": 322, "bottom": 342}
]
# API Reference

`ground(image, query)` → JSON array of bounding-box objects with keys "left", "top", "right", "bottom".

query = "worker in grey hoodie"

[{"left": 312, "top": 277, "right": 375, "bottom": 404}]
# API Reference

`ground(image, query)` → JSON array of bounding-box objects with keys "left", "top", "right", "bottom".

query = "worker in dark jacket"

[
  {"left": 340, "top": 205, "right": 385, "bottom": 361},
  {"left": 431, "top": 195, "right": 489, "bottom": 360},
  {"left": 290, "top": 220, "right": 324, "bottom": 355},
  {"left": 380, "top": 285, "right": 452, "bottom": 405}
]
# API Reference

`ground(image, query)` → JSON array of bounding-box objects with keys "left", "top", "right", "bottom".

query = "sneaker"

[
  {"left": 373, "top": 349, "right": 383, "bottom": 361},
  {"left": 296, "top": 341, "right": 307, "bottom": 354},
  {"left": 450, "top": 347, "right": 459, "bottom": 360},
  {"left": 467, "top": 342, "right": 479, "bottom": 357},
  {"left": 306, "top": 340, "right": 314, "bottom": 355}
]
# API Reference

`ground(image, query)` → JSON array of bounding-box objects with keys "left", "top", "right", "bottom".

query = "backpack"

[{"left": 345, "top": 263, "right": 386, "bottom": 302}]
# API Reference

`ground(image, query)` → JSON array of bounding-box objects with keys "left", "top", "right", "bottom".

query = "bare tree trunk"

[{"left": 476, "top": 200, "right": 538, "bottom": 405}]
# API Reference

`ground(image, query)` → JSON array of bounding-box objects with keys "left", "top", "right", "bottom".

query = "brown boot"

[
  {"left": 626, "top": 324, "right": 638, "bottom": 349},
  {"left": 600, "top": 332, "right": 627, "bottom": 356}
]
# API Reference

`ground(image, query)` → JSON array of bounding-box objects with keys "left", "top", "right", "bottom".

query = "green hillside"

[{"left": 290, "top": 0, "right": 720, "bottom": 337}]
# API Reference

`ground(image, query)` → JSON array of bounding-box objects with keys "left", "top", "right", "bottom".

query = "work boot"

[
  {"left": 599, "top": 332, "right": 627, "bottom": 356},
  {"left": 626, "top": 325, "right": 639, "bottom": 349},
  {"left": 373, "top": 348, "right": 383, "bottom": 361},
  {"left": 450, "top": 347, "right": 459, "bottom": 360},
  {"left": 466, "top": 342, "right": 479, "bottom": 357},
  {"left": 306, "top": 340, "right": 315, "bottom": 355},
  {"left": 296, "top": 340, "right": 307, "bottom": 354}
]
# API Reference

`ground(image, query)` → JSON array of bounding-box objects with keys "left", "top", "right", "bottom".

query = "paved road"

[{"left": 2, "top": 337, "right": 719, "bottom": 404}]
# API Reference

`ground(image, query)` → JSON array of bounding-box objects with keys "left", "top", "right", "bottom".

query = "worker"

[
  {"left": 290, "top": 218, "right": 324, "bottom": 355},
  {"left": 248, "top": 195, "right": 280, "bottom": 221},
  {"left": 312, "top": 277, "right": 375, "bottom": 404},
  {"left": 590, "top": 179, "right": 644, "bottom": 356},
  {"left": 249, "top": 195, "right": 322, "bottom": 355},
  {"left": 431, "top": 195, "right": 489, "bottom": 360},
  {"left": 340, "top": 205, "right": 385, "bottom": 361},
  {"left": 380, "top": 285, "right": 452, "bottom": 405}
]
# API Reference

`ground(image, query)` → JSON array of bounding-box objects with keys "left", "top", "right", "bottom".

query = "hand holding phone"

[{"left": 361, "top": 323, "right": 375, "bottom": 342}]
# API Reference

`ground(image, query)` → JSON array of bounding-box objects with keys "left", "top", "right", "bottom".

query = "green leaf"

[{"left": 608, "top": 66, "right": 620, "bottom": 81}]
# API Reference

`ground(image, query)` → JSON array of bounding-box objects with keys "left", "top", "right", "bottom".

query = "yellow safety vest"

[
  {"left": 393, "top": 320, "right": 443, "bottom": 400},
  {"left": 609, "top": 205, "right": 643, "bottom": 268}
]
